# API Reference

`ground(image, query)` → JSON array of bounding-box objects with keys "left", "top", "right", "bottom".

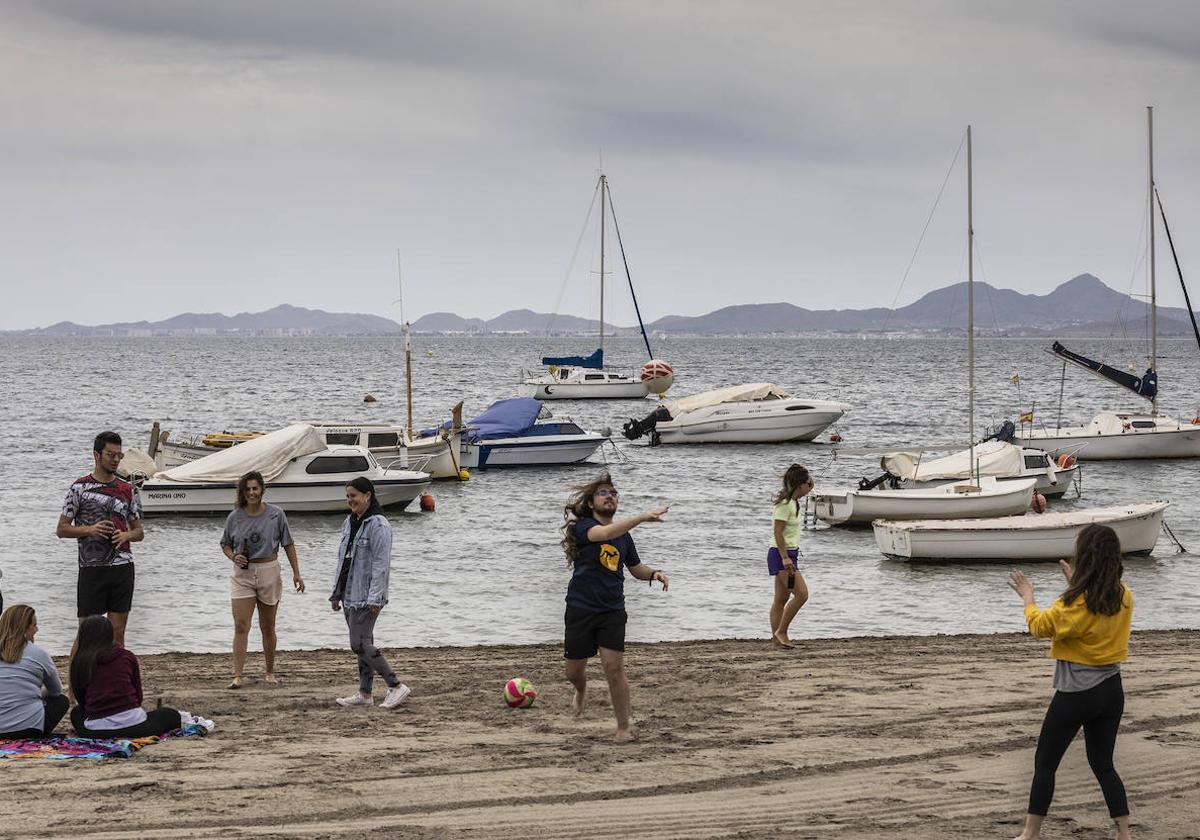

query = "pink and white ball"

[
  {"left": 640, "top": 359, "right": 675, "bottom": 395},
  {"left": 504, "top": 677, "right": 537, "bottom": 709}
]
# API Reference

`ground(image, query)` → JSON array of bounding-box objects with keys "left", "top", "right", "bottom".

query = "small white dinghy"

[
  {"left": 873, "top": 500, "right": 1169, "bottom": 561},
  {"left": 811, "top": 476, "right": 1036, "bottom": 526}
]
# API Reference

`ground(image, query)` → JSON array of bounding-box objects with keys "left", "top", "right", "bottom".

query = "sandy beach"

[{"left": 4, "top": 630, "right": 1199, "bottom": 839}]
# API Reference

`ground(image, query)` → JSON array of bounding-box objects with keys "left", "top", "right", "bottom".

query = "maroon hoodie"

[{"left": 80, "top": 646, "right": 143, "bottom": 719}]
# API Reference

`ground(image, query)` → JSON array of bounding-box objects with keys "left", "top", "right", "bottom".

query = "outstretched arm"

[{"left": 586, "top": 507, "right": 668, "bottom": 542}]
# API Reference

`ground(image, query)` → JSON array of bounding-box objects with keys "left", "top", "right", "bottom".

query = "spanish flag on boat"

[{"left": 1018, "top": 410, "right": 1034, "bottom": 424}]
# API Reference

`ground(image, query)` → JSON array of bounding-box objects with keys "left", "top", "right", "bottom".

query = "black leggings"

[
  {"left": 0, "top": 694, "right": 70, "bottom": 739},
  {"left": 70, "top": 705, "right": 182, "bottom": 739},
  {"left": 1028, "top": 673, "right": 1128, "bottom": 818}
]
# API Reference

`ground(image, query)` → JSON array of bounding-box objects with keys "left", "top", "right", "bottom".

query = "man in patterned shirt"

[{"left": 56, "top": 431, "right": 144, "bottom": 646}]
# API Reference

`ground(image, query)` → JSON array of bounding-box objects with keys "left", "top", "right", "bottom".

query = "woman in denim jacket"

[{"left": 329, "top": 477, "right": 410, "bottom": 710}]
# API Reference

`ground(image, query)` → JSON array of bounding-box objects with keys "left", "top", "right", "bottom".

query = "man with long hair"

[
  {"left": 55, "top": 432, "right": 144, "bottom": 647},
  {"left": 561, "top": 472, "right": 668, "bottom": 742}
]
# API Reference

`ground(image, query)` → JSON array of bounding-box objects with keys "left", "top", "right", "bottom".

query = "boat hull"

[
  {"left": 1015, "top": 425, "right": 1200, "bottom": 460},
  {"left": 140, "top": 475, "right": 430, "bottom": 514},
  {"left": 873, "top": 501, "right": 1168, "bottom": 561},
  {"left": 813, "top": 478, "right": 1036, "bottom": 526},
  {"left": 462, "top": 434, "right": 605, "bottom": 469},
  {"left": 656, "top": 403, "right": 847, "bottom": 444},
  {"left": 911, "top": 465, "right": 1079, "bottom": 499},
  {"left": 522, "top": 381, "right": 650, "bottom": 400}
]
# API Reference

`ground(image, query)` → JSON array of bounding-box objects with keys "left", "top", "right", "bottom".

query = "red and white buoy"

[{"left": 640, "top": 359, "right": 674, "bottom": 395}]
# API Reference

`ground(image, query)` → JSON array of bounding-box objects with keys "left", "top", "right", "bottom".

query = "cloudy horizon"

[{"left": 2, "top": 1, "right": 1198, "bottom": 331}]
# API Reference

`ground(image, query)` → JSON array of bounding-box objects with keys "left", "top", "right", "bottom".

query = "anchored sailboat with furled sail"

[
  {"left": 1014, "top": 107, "right": 1200, "bottom": 460},
  {"left": 521, "top": 173, "right": 674, "bottom": 400}
]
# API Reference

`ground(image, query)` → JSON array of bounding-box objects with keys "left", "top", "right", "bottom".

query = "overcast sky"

[{"left": 2, "top": 1, "right": 1199, "bottom": 330}]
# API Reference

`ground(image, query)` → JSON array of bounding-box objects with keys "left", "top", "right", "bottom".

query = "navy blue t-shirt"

[{"left": 565, "top": 516, "right": 642, "bottom": 612}]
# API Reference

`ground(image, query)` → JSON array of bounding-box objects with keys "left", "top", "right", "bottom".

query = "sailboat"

[
  {"left": 521, "top": 174, "right": 673, "bottom": 400},
  {"left": 813, "top": 126, "right": 1037, "bottom": 526},
  {"left": 1014, "top": 107, "right": 1200, "bottom": 460}
]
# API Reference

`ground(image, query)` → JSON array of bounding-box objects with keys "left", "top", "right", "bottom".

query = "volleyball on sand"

[{"left": 504, "top": 677, "right": 537, "bottom": 708}]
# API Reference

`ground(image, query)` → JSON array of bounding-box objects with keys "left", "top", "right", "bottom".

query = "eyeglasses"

[
  {"left": 596, "top": 489, "right": 619, "bottom": 498},
  {"left": 100, "top": 450, "right": 124, "bottom": 459}
]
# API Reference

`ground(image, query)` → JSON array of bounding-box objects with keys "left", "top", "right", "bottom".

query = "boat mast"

[
  {"left": 599, "top": 174, "right": 607, "bottom": 363},
  {"left": 967, "top": 125, "right": 975, "bottom": 476},
  {"left": 397, "top": 250, "right": 413, "bottom": 439},
  {"left": 1148, "top": 105, "right": 1158, "bottom": 415}
]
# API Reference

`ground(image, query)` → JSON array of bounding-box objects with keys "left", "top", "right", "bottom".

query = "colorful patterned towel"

[{"left": 0, "top": 722, "right": 209, "bottom": 760}]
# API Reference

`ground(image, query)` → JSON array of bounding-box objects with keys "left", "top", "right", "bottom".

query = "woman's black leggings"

[
  {"left": 1028, "top": 673, "right": 1128, "bottom": 818},
  {"left": 70, "top": 706, "right": 182, "bottom": 739}
]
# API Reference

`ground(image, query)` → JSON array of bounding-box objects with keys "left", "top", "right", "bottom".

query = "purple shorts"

[{"left": 767, "top": 547, "right": 799, "bottom": 576}]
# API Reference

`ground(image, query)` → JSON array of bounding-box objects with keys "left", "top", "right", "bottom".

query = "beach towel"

[{"left": 0, "top": 722, "right": 209, "bottom": 760}]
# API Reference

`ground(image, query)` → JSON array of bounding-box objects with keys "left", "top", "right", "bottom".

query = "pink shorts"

[{"left": 230, "top": 562, "right": 283, "bottom": 605}]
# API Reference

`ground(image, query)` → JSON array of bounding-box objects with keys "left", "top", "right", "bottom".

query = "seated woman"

[
  {"left": 69, "top": 615, "right": 181, "bottom": 738},
  {"left": 0, "top": 604, "right": 68, "bottom": 739}
]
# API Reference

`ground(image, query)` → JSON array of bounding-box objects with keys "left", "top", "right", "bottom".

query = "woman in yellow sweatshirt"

[{"left": 1008, "top": 524, "right": 1132, "bottom": 840}]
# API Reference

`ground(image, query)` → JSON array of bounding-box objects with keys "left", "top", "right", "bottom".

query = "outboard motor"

[
  {"left": 988, "top": 419, "right": 1017, "bottom": 444},
  {"left": 857, "top": 473, "right": 899, "bottom": 491},
  {"left": 622, "top": 406, "right": 673, "bottom": 441}
]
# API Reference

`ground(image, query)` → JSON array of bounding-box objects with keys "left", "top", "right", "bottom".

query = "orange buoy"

[
  {"left": 1030, "top": 493, "right": 1047, "bottom": 514},
  {"left": 1056, "top": 453, "right": 1075, "bottom": 469},
  {"left": 419, "top": 492, "right": 435, "bottom": 512},
  {"left": 829, "top": 432, "right": 843, "bottom": 443},
  {"left": 1192, "top": 416, "right": 1200, "bottom": 425},
  {"left": 363, "top": 394, "right": 378, "bottom": 403}
]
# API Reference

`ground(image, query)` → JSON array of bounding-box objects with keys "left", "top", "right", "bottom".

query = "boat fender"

[
  {"left": 829, "top": 432, "right": 843, "bottom": 443},
  {"left": 1030, "top": 493, "right": 1047, "bottom": 514},
  {"left": 457, "top": 468, "right": 470, "bottom": 481},
  {"left": 419, "top": 492, "right": 435, "bottom": 511},
  {"left": 1192, "top": 416, "right": 1200, "bottom": 425},
  {"left": 1056, "top": 453, "right": 1076, "bottom": 469},
  {"left": 364, "top": 394, "right": 378, "bottom": 403}
]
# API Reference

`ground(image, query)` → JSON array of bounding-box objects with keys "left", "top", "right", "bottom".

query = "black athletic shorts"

[
  {"left": 564, "top": 606, "right": 627, "bottom": 659},
  {"left": 77, "top": 564, "right": 135, "bottom": 617}
]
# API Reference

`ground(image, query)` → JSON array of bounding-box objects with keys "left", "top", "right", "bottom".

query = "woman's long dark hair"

[
  {"left": 1062, "top": 524, "right": 1126, "bottom": 616},
  {"left": 346, "top": 476, "right": 383, "bottom": 521},
  {"left": 774, "top": 463, "right": 811, "bottom": 507},
  {"left": 235, "top": 471, "right": 265, "bottom": 509},
  {"left": 69, "top": 615, "right": 116, "bottom": 705},
  {"left": 561, "top": 473, "right": 615, "bottom": 567}
]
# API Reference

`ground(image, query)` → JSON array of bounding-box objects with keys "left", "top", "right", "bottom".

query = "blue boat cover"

[
  {"left": 422, "top": 398, "right": 543, "bottom": 442},
  {"left": 541, "top": 348, "right": 603, "bottom": 369}
]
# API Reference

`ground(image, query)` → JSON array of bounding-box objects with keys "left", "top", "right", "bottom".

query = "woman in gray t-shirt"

[{"left": 220, "top": 471, "right": 305, "bottom": 689}]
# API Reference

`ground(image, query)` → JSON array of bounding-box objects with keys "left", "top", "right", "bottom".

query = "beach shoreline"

[{"left": 5, "top": 629, "right": 1199, "bottom": 839}]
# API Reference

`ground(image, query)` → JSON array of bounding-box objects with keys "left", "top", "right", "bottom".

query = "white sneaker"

[
  {"left": 380, "top": 684, "right": 411, "bottom": 709},
  {"left": 336, "top": 693, "right": 373, "bottom": 707}
]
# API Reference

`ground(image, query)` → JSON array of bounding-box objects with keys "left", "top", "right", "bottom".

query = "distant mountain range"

[{"left": 6, "top": 274, "right": 1196, "bottom": 337}]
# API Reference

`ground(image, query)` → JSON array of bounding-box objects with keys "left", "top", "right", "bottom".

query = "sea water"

[{"left": 4, "top": 334, "right": 1197, "bottom": 654}]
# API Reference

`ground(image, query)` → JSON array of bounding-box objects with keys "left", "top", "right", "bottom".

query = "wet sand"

[{"left": 4, "top": 630, "right": 1199, "bottom": 839}]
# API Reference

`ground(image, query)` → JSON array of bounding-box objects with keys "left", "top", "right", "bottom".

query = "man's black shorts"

[
  {"left": 564, "top": 606, "right": 626, "bottom": 659},
  {"left": 77, "top": 564, "right": 135, "bottom": 617}
]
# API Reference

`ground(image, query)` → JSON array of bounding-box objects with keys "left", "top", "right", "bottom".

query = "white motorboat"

[
  {"left": 622, "top": 383, "right": 849, "bottom": 445},
  {"left": 423, "top": 398, "right": 606, "bottom": 469},
  {"left": 813, "top": 476, "right": 1037, "bottom": 526},
  {"left": 157, "top": 420, "right": 463, "bottom": 479},
  {"left": 1014, "top": 108, "right": 1200, "bottom": 461},
  {"left": 882, "top": 439, "right": 1080, "bottom": 499},
  {"left": 520, "top": 174, "right": 673, "bottom": 400},
  {"left": 138, "top": 424, "right": 430, "bottom": 514},
  {"left": 873, "top": 500, "right": 1169, "bottom": 561}
]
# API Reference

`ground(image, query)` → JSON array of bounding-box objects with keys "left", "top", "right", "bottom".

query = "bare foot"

[
  {"left": 570, "top": 687, "right": 586, "bottom": 717},
  {"left": 264, "top": 674, "right": 280, "bottom": 685},
  {"left": 228, "top": 676, "right": 242, "bottom": 690},
  {"left": 773, "top": 632, "right": 795, "bottom": 649},
  {"left": 614, "top": 726, "right": 638, "bottom": 743}
]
